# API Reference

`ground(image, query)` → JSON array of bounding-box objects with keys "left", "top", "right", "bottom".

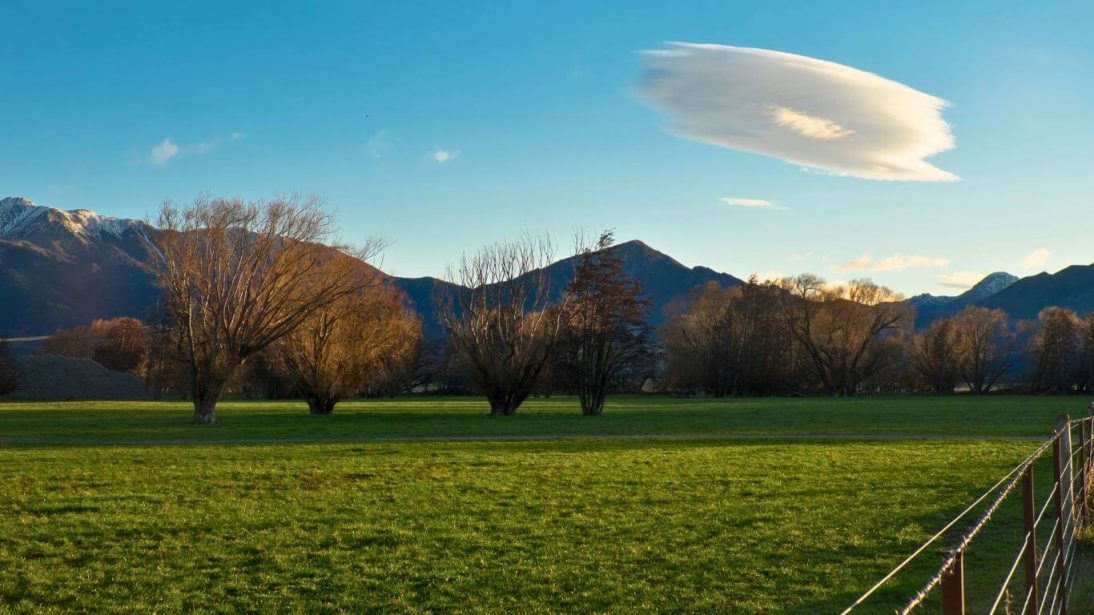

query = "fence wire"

[{"left": 842, "top": 412, "right": 1094, "bottom": 614}]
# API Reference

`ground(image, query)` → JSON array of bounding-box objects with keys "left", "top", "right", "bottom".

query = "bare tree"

[
  {"left": 151, "top": 194, "right": 374, "bottom": 423},
  {"left": 908, "top": 318, "right": 959, "bottom": 394},
  {"left": 950, "top": 306, "right": 1020, "bottom": 394},
  {"left": 438, "top": 234, "right": 564, "bottom": 415},
  {"left": 1030, "top": 306, "right": 1081, "bottom": 394},
  {"left": 660, "top": 278, "right": 792, "bottom": 397},
  {"left": 282, "top": 259, "right": 421, "bottom": 414},
  {"left": 555, "top": 231, "right": 651, "bottom": 415},
  {"left": 779, "top": 275, "right": 911, "bottom": 396}
]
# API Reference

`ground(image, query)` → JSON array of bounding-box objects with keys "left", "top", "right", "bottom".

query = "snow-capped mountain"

[
  {"left": 1, "top": 197, "right": 159, "bottom": 336},
  {"left": 0, "top": 197, "right": 149, "bottom": 246},
  {"left": 907, "top": 271, "right": 1019, "bottom": 326}
]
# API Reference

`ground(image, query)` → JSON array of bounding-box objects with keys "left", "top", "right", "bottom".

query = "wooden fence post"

[
  {"left": 1081, "top": 416, "right": 1091, "bottom": 529},
  {"left": 941, "top": 550, "right": 965, "bottom": 615},
  {"left": 1053, "top": 415, "right": 1069, "bottom": 615},
  {"left": 1022, "top": 465, "right": 1039, "bottom": 615}
]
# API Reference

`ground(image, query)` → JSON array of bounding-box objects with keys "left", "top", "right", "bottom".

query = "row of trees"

[
  {"left": 660, "top": 277, "right": 909, "bottom": 397},
  {"left": 439, "top": 231, "right": 651, "bottom": 416},
  {"left": 659, "top": 277, "right": 1094, "bottom": 397},
  {"left": 145, "top": 197, "right": 652, "bottom": 423}
]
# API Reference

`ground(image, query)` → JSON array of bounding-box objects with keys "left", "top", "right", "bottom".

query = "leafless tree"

[
  {"left": 950, "top": 306, "right": 1021, "bottom": 394},
  {"left": 779, "top": 275, "right": 911, "bottom": 396},
  {"left": 438, "top": 234, "right": 564, "bottom": 415},
  {"left": 282, "top": 260, "right": 421, "bottom": 414},
  {"left": 1030, "top": 306, "right": 1081, "bottom": 394},
  {"left": 151, "top": 194, "right": 377, "bottom": 423},
  {"left": 908, "top": 318, "right": 959, "bottom": 394},
  {"left": 660, "top": 278, "right": 792, "bottom": 397}
]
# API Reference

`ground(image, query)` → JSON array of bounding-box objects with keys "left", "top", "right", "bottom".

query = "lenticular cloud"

[{"left": 638, "top": 43, "right": 957, "bottom": 181}]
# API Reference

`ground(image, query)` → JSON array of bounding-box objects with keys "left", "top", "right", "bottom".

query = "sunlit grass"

[
  {"left": 2, "top": 395, "right": 1091, "bottom": 612},
  {"left": 0, "top": 438, "right": 1038, "bottom": 613},
  {"left": 0, "top": 395, "right": 1087, "bottom": 444}
]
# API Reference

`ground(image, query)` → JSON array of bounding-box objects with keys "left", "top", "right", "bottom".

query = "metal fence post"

[
  {"left": 941, "top": 550, "right": 965, "bottom": 615},
  {"left": 1022, "top": 465, "right": 1039, "bottom": 615},
  {"left": 1053, "top": 416, "right": 1069, "bottom": 615}
]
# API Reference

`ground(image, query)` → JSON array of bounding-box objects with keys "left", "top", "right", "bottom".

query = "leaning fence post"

[
  {"left": 1053, "top": 415, "right": 1069, "bottom": 615},
  {"left": 1022, "top": 465, "right": 1039, "bottom": 615},
  {"left": 941, "top": 550, "right": 965, "bottom": 615}
]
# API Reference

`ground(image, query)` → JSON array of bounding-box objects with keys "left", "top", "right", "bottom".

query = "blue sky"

[{"left": 3, "top": 1, "right": 1092, "bottom": 294}]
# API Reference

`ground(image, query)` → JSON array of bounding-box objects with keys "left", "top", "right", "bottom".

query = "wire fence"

[{"left": 843, "top": 408, "right": 1094, "bottom": 615}]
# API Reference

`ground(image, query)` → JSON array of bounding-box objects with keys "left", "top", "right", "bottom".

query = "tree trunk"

[
  {"left": 191, "top": 376, "right": 226, "bottom": 424},
  {"left": 307, "top": 397, "right": 338, "bottom": 415},
  {"left": 488, "top": 397, "right": 519, "bottom": 415},
  {"left": 192, "top": 394, "right": 218, "bottom": 424},
  {"left": 581, "top": 397, "right": 604, "bottom": 416}
]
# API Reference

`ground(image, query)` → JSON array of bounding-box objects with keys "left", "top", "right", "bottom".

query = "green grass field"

[
  {"left": 0, "top": 395, "right": 1087, "bottom": 444},
  {"left": 1, "top": 396, "right": 1092, "bottom": 613}
]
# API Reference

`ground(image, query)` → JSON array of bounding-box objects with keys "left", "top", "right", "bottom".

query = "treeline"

[
  {"left": 660, "top": 278, "right": 1094, "bottom": 397},
  {"left": 10, "top": 195, "right": 1094, "bottom": 422}
]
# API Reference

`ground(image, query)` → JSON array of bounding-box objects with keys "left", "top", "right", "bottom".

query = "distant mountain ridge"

[
  {"left": 979, "top": 265, "right": 1094, "bottom": 320},
  {"left": 0, "top": 197, "right": 744, "bottom": 337},
  {"left": 3, "top": 196, "right": 1092, "bottom": 337},
  {"left": 908, "top": 271, "right": 1020, "bottom": 326}
]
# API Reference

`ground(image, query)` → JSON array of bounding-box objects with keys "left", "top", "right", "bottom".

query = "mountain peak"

[
  {"left": 0, "top": 196, "right": 144, "bottom": 244},
  {"left": 960, "top": 271, "right": 1018, "bottom": 302}
]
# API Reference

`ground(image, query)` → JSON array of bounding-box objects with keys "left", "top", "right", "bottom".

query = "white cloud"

[
  {"left": 833, "top": 253, "right": 950, "bottom": 273},
  {"left": 637, "top": 43, "right": 957, "bottom": 181},
  {"left": 146, "top": 132, "right": 243, "bottom": 165},
  {"left": 429, "top": 148, "right": 459, "bottom": 164},
  {"left": 150, "top": 138, "right": 180, "bottom": 165},
  {"left": 720, "top": 197, "right": 786, "bottom": 210},
  {"left": 937, "top": 271, "right": 984, "bottom": 290},
  {"left": 368, "top": 130, "right": 391, "bottom": 159},
  {"left": 1020, "top": 248, "right": 1051, "bottom": 271}
]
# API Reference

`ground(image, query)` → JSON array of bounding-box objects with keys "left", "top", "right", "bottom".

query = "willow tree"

[
  {"left": 152, "top": 195, "right": 375, "bottom": 423},
  {"left": 282, "top": 260, "right": 421, "bottom": 415},
  {"left": 439, "top": 235, "right": 564, "bottom": 415},
  {"left": 909, "top": 318, "right": 960, "bottom": 394},
  {"left": 950, "top": 306, "right": 1021, "bottom": 394},
  {"left": 780, "top": 275, "right": 911, "bottom": 396},
  {"left": 661, "top": 278, "right": 792, "bottom": 397}
]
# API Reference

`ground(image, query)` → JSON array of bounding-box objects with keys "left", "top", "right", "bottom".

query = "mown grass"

[
  {"left": 0, "top": 395, "right": 1089, "bottom": 444},
  {"left": 2, "top": 396, "right": 1092, "bottom": 613},
  {"left": 0, "top": 437, "right": 1042, "bottom": 613}
]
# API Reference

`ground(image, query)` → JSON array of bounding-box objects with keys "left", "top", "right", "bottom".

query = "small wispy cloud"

[
  {"left": 1020, "top": 248, "right": 1051, "bottom": 271},
  {"left": 150, "top": 138, "right": 180, "bottom": 165},
  {"left": 833, "top": 253, "right": 950, "bottom": 273},
  {"left": 637, "top": 43, "right": 957, "bottom": 181},
  {"left": 720, "top": 197, "right": 786, "bottom": 210},
  {"left": 937, "top": 271, "right": 984, "bottom": 290},
  {"left": 368, "top": 130, "right": 392, "bottom": 159},
  {"left": 428, "top": 148, "right": 460, "bottom": 164},
  {"left": 146, "top": 132, "right": 243, "bottom": 165}
]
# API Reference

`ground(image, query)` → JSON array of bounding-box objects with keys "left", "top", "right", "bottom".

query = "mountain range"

[{"left": 1, "top": 196, "right": 1091, "bottom": 338}]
